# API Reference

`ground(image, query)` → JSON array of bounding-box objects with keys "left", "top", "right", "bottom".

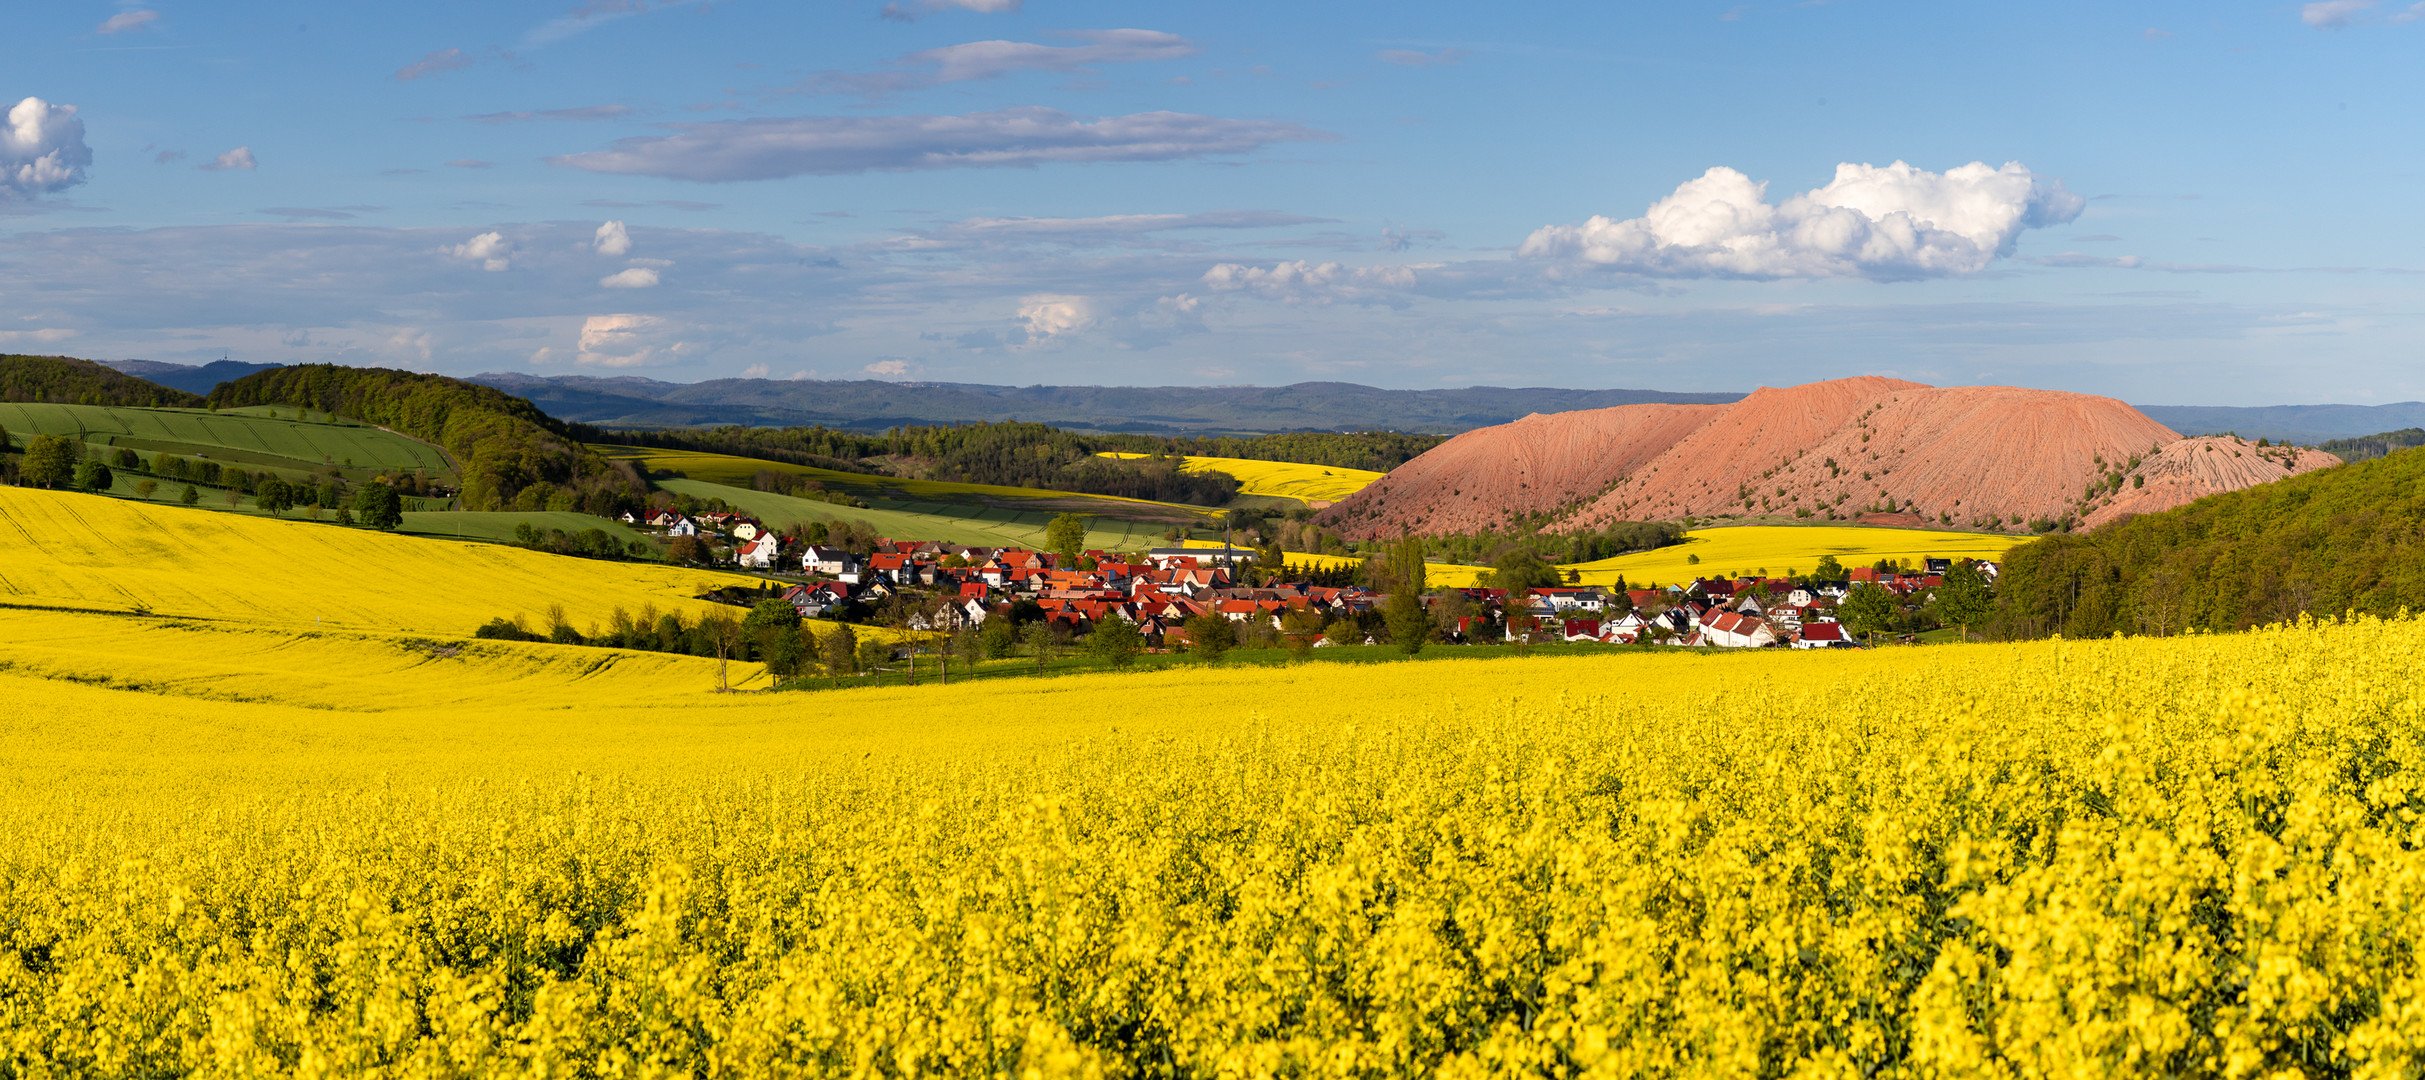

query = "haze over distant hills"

[
  {"left": 101, "top": 359, "right": 287, "bottom": 396},
  {"left": 463, "top": 373, "right": 1745, "bottom": 435},
  {"left": 91, "top": 360, "right": 2425, "bottom": 442}
]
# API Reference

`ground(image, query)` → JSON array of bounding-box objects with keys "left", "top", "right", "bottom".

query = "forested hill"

[
  {"left": 208, "top": 365, "right": 644, "bottom": 514},
  {"left": 1992, "top": 446, "right": 2425, "bottom": 639},
  {"left": 0, "top": 355, "right": 207, "bottom": 408},
  {"left": 2318, "top": 428, "right": 2425, "bottom": 464}
]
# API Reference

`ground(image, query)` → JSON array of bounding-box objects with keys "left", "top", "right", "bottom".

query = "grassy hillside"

[
  {"left": 654, "top": 478, "right": 1179, "bottom": 552},
  {"left": 0, "top": 354, "right": 206, "bottom": 408},
  {"left": 0, "top": 485, "right": 751, "bottom": 635},
  {"left": 1993, "top": 442, "right": 2425, "bottom": 638},
  {"left": 209, "top": 364, "right": 643, "bottom": 514},
  {"left": 0, "top": 401, "right": 454, "bottom": 482}
]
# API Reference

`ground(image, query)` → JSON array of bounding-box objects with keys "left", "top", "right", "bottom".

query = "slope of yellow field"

[
  {"left": 1102, "top": 452, "right": 1385, "bottom": 504},
  {"left": 0, "top": 486, "right": 757, "bottom": 634},
  {"left": 1565, "top": 524, "right": 2027, "bottom": 586}
]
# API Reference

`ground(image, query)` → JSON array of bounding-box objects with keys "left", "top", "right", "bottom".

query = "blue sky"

[{"left": 4, "top": 1, "right": 2421, "bottom": 404}]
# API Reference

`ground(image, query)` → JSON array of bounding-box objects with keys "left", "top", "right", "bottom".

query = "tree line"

[
  {"left": 2317, "top": 427, "right": 2425, "bottom": 464},
  {"left": 1990, "top": 442, "right": 2425, "bottom": 639}
]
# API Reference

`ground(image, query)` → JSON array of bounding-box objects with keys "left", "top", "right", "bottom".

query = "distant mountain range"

[
  {"left": 92, "top": 360, "right": 2425, "bottom": 442},
  {"left": 2133, "top": 403, "right": 2425, "bottom": 444},
  {"left": 101, "top": 359, "right": 287, "bottom": 396},
  {"left": 463, "top": 373, "right": 1746, "bottom": 434}
]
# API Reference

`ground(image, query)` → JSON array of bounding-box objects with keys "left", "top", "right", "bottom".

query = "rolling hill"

[{"left": 1322, "top": 377, "right": 2341, "bottom": 539}]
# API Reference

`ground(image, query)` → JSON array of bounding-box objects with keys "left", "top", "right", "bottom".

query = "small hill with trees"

[
  {"left": 207, "top": 364, "right": 645, "bottom": 514},
  {"left": 0, "top": 355, "right": 207, "bottom": 409},
  {"left": 1991, "top": 442, "right": 2425, "bottom": 639}
]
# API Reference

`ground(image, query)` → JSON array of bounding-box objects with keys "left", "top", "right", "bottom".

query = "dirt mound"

[
  {"left": 2083, "top": 436, "right": 2341, "bottom": 528},
  {"left": 1322, "top": 376, "right": 2335, "bottom": 541},
  {"left": 1569, "top": 381, "right": 2186, "bottom": 531},
  {"left": 1317, "top": 403, "right": 1726, "bottom": 537}
]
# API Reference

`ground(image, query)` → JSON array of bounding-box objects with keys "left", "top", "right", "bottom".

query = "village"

[{"left": 624, "top": 507, "right": 1995, "bottom": 652}]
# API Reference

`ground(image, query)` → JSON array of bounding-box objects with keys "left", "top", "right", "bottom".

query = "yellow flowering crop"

[
  {"left": 4, "top": 597, "right": 2424, "bottom": 1075},
  {"left": 0, "top": 486, "right": 759, "bottom": 635},
  {"left": 1102, "top": 451, "right": 1387, "bottom": 504},
  {"left": 1565, "top": 524, "right": 2026, "bottom": 586}
]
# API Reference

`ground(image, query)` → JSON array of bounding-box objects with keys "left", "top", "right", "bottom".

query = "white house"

[
  {"left": 1794, "top": 621, "right": 1851, "bottom": 649},
  {"left": 734, "top": 534, "right": 780, "bottom": 569},
  {"left": 1697, "top": 610, "right": 1779, "bottom": 648},
  {"left": 801, "top": 545, "right": 856, "bottom": 576},
  {"left": 667, "top": 516, "right": 699, "bottom": 537}
]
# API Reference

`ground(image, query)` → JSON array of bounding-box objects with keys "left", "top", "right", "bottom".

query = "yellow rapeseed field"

[
  {"left": 1102, "top": 452, "right": 1386, "bottom": 504},
  {"left": 0, "top": 486, "right": 758, "bottom": 635},
  {"left": 1564, "top": 524, "right": 2026, "bottom": 587},
  {"left": 4, "top": 593, "right": 2424, "bottom": 1075}
]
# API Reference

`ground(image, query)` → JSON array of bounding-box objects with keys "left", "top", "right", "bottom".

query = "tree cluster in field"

[
  {"left": 205, "top": 364, "right": 647, "bottom": 516},
  {"left": 0, "top": 355, "right": 208, "bottom": 409},
  {"left": 510, "top": 521, "right": 653, "bottom": 561},
  {"left": 1992, "top": 440, "right": 2425, "bottom": 639},
  {"left": 0, "top": 430, "right": 411, "bottom": 527},
  {"left": 747, "top": 470, "right": 867, "bottom": 507}
]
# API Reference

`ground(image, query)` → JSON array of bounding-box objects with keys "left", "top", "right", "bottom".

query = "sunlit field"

[
  {"left": 1103, "top": 451, "right": 1386, "bottom": 504},
  {"left": 2, "top": 598, "right": 2420, "bottom": 1073},
  {"left": 0, "top": 486, "right": 752, "bottom": 634},
  {"left": 0, "top": 401, "right": 454, "bottom": 478},
  {"left": 1564, "top": 524, "right": 2028, "bottom": 586}
]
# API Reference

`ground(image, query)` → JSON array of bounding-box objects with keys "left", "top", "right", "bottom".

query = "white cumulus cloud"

[
  {"left": 577, "top": 313, "right": 699, "bottom": 367},
  {"left": 2, "top": 98, "right": 93, "bottom": 201},
  {"left": 1517, "top": 160, "right": 2084, "bottom": 281},
  {"left": 199, "top": 146, "right": 257, "bottom": 172},
  {"left": 450, "top": 231, "right": 513, "bottom": 271},
  {"left": 600, "top": 267, "right": 659, "bottom": 288},
  {"left": 1013, "top": 294, "right": 1097, "bottom": 347},
  {"left": 593, "top": 219, "right": 631, "bottom": 255}
]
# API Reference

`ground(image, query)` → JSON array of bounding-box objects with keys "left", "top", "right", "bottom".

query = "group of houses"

[{"left": 622, "top": 508, "right": 1986, "bottom": 650}]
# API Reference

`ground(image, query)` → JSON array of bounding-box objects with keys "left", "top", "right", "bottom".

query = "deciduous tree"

[{"left": 1088, "top": 616, "right": 1142, "bottom": 669}]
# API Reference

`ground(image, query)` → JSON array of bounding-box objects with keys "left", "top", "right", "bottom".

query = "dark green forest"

[
  {"left": 208, "top": 365, "right": 644, "bottom": 514},
  {"left": 1991, "top": 445, "right": 2425, "bottom": 639},
  {"left": 595, "top": 421, "right": 1436, "bottom": 506},
  {"left": 0, "top": 355, "right": 207, "bottom": 408},
  {"left": 2318, "top": 428, "right": 2425, "bottom": 464}
]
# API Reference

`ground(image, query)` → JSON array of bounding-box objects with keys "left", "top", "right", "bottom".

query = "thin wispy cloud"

[
  {"left": 793, "top": 30, "right": 1198, "bottom": 97},
  {"left": 96, "top": 10, "right": 160, "bottom": 34},
  {"left": 879, "top": 0, "right": 1021, "bottom": 23},
  {"left": 1376, "top": 47, "right": 1468, "bottom": 67},
  {"left": 549, "top": 107, "right": 1337, "bottom": 181},
  {"left": 462, "top": 105, "right": 636, "bottom": 123},
  {"left": 393, "top": 48, "right": 472, "bottom": 81}
]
